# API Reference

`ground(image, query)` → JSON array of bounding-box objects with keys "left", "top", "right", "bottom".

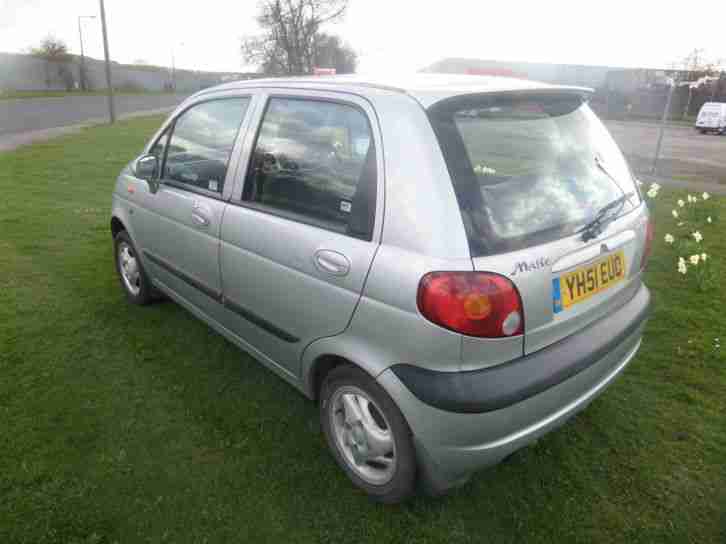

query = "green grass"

[
  {"left": 1, "top": 118, "right": 725, "bottom": 543},
  {"left": 0, "top": 90, "right": 175, "bottom": 100}
]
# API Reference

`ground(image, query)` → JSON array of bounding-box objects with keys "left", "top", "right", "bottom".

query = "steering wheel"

[{"left": 259, "top": 152, "right": 280, "bottom": 174}]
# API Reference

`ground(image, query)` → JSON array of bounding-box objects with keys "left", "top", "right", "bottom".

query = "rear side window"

[
  {"left": 428, "top": 94, "right": 641, "bottom": 256},
  {"left": 242, "top": 97, "right": 376, "bottom": 240},
  {"left": 161, "top": 98, "right": 250, "bottom": 194}
]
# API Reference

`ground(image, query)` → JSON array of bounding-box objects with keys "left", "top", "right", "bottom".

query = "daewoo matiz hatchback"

[{"left": 111, "top": 74, "right": 652, "bottom": 503}]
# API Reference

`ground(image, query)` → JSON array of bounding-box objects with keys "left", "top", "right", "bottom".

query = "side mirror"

[{"left": 134, "top": 154, "right": 159, "bottom": 191}]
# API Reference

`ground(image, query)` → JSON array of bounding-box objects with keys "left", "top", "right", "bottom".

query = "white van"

[{"left": 695, "top": 102, "right": 726, "bottom": 134}]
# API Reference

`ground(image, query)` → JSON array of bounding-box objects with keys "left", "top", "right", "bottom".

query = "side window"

[
  {"left": 162, "top": 98, "right": 250, "bottom": 194},
  {"left": 243, "top": 98, "right": 376, "bottom": 239}
]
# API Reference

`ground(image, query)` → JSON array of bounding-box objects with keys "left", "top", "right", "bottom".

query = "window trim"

[
  {"left": 235, "top": 93, "right": 379, "bottom": 242},
  {"left": 147, "top": 95, "right": 252, "bottom": 200},
  {"left": 232, "top": 199, "right": 353, "bottom": 238}
]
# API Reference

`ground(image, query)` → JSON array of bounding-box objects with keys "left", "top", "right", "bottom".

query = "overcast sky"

[{"left": 1, "top": 0, "right": 725, "bottom": 74}]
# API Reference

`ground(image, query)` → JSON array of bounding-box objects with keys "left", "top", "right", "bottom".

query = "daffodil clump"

[{"left": 647, "top": 184, "right": 718, "bottom": 290}]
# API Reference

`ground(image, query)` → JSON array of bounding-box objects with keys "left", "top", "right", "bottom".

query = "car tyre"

[
  {"left": 320, "top": 364, "right": 417, "bottom": 503},
  {"left": 114, "top": 230, "right": 154, "bottom": 305}
]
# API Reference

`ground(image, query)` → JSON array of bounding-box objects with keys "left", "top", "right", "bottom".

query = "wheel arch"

[
  {"left": 111, "top": 216, "right": 126, "bottom": 238},
  {"left": 310, "top": 354, "right": 350, "bottom": 400},
  {"left": 305, "top": 349, "right": 392, "bottom": 401},
  {"left": 301, "top": 333, "right": 396, "bottom": 400}
]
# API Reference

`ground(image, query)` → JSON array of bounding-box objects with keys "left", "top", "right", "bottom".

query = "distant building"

[
  {"left": 422, "top": 58, "right": 618, "bottom": 88},
  {"left": 422, "top": 57, "right": 723, "bottom": 119},
  {"left": 422, "top": 58, "right": 696, "bottom": 92}
]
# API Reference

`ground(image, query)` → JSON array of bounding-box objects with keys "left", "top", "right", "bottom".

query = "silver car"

[{"left": 111, "top": 74, "right": 652, "bottom": 503}]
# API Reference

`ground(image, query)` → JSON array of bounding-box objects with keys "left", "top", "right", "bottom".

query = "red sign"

[
  {"left": 466, "top": 67, "right": 524, "bottom": 78},
  {"left": 313, "top": 67, "right": 336, "bottom": 76}
]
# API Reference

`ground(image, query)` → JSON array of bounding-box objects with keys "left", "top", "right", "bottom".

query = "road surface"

[
  {"left": 0, "top": 93, "right": 188, "bottom": 135},
  {"left": 605, "top": 120, "right": 726, "bottom": 185}
]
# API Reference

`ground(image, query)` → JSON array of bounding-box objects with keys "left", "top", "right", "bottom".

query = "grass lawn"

[{"left": 1, "top": 117, "right": 725, "bottom": 543}]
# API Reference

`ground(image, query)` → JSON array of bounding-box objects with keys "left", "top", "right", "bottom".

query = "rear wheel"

[
  {"left": 114, "top": 230, "right": 154, "bottom": 305},
  {"left": 320, "top": 364, "right": 416, "bottom": 503}
]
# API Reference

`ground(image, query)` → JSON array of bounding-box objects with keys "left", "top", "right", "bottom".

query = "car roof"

[{"left": 202, "top": 73, "right": 593, "bottom": 108}]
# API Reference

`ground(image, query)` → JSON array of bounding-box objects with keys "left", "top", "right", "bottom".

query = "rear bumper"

[
  {"left": 391, "top": 281, "right": 651, "bottom": 414},
  {"left": 377, "top": 283, "right": 650, "bottom": 493}
]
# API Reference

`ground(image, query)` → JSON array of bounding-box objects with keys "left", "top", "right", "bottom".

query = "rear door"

[
  {"left": 428, "top": 92, "right": 649, "bottom": 357},
  {"left": 219, "top": 90, "right": 383, "bottom": 375}
]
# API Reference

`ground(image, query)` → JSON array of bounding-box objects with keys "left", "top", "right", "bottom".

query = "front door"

[
  {"left": 130, "top": 97, "right": 252, "bottom": 309},
  {"left": 220, "top": 92, "right": 383, "bottom": 375}
]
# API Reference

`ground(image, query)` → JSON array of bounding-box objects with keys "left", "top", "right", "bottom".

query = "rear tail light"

[
  {"left": 641, "top": 218, "right": 655, "bottom": 270},
  {"left": 417, "top": 272, "right": 524, "bottom": 338}
]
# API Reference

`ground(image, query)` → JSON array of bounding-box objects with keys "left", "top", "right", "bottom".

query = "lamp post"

[
  {"left": 77, "top": 15, "right": 96, "bottom": 91},
  {"left": 171, "top": 42, "right": 185, "bottom": 92},
  {"left": 652, "top": 78, "right": 676, "bottom": 175},
  {"left": 99, "top": 0, "right": 115, "bottom": 123}
]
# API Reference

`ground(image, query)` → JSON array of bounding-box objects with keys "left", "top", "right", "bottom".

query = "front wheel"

[
  {"left": 114, "top": 230, "right": 154, "bottom": 305},
  {"left": 320, "top": 365, "right": 417, "bottom": 503}
]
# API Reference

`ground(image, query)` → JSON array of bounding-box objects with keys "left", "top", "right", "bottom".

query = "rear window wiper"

[{"left": 577, "top": 192, "right": 634, "bottom": 242}]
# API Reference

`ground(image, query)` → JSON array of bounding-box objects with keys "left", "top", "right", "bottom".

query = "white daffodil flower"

[
  {"left": 702, "top": 192, "right": 710, "bottom": 200},
  {"left": 650, "top": 182, "right": 661, "bottom": 191},
  {"left": 689, "top": 254, "right": 700, "bottom": 266},
  {"left": 677, "top": 257, "right": 687, "bottom": 274},
  {"left": 647, "top": 188, "right": 658, "bottom": 198},
  {"left": 677, "top": 199, "right": 685, "bottom": 207},
  {"left": 707, "top": 216, "right": 712, "bottom": 223},
  {"left": 692, "top": 231, "right": 703, "bottom": 243},
  {"left": 701, "top": 253, "right": 708, "bottom": 262},
  {"left": 672, "top": 210, "right": 679, "bottom": 219},
  {"left": 664, "top": 233, "right": 674, "bottom": 244}
]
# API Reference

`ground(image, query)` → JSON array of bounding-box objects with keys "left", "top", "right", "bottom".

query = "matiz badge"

[{"left": 510, "top": 257, "right": 551, "bottom": 277}]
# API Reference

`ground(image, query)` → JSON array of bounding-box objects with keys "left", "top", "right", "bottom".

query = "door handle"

[
  {"left": 191, "top": 212, "right": 210, "bottom": 227},
  {"left": 314, "top": 250, "right": 350, "bottom": 277},
  {"left": 191, "top": 200, "right": 211, "bottom": 228}
]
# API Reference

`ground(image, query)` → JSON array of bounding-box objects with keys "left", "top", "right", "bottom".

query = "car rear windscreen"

[{"left": 427, "top": 93, "right": 641, "bottom": 256}]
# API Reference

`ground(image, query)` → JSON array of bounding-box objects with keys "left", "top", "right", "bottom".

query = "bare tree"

[
  {"left": 313, "top": 33, "right": 356, "bottom": 74},
  {"left": 30, "top": 36, "right": 74, "bottom": 90},
  {"left": 673, "top": 49, "right": 724, "bottom": 79},
  {"left": 30, "top": 36, "right": 70, "bottom": 60},
  {"left": 241, "top": 0, "right": 348, "bottom": 75}
]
